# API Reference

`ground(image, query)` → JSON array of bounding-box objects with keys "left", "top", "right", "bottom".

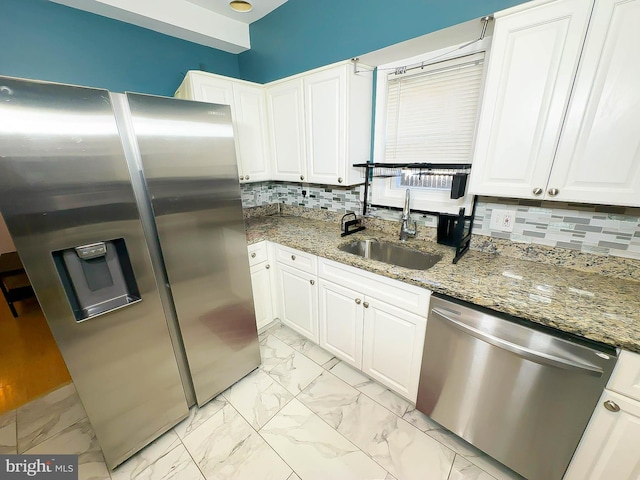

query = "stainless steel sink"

[{"left": 339, "top": 239, "right": 442, "bottom": 270}]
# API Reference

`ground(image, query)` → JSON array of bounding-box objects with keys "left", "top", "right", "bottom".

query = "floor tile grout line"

[
  {"left": 290, "top": 368, "right": 414, "bottom": 480},
  {"left": 255, "top": 394, "right": 385, "bottom": 480},
  {"left": 446, "top": 453, "right": 458, "bottom": 480},
  {"left": 225, "top": 398, "right": 298, "bottom": 480},
  {"left": 175, "top": 429, "right": 208, "bottom": 480}
]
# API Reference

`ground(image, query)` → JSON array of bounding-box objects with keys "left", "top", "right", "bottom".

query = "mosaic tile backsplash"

[
  {"left": 474, "top": 197, "right": 640, "bottom": 260},
  {"left": 241, "top": 182, "right": 640, "bottom": 260}
]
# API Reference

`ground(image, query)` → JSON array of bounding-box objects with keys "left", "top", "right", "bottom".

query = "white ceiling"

[
  {"left": 50, "top": 0, "right": 288, "bottom": 54},
  {"left": 185, "top": 0, "right": 288, "bottom": 24}
]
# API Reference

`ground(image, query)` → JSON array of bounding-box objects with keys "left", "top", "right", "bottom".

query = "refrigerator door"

[
  {"left": 0, "top": 77, "right": 189, "bottom": 469},
  {"left": 125, "top": 92, "right": 261, "bottom": 406}
]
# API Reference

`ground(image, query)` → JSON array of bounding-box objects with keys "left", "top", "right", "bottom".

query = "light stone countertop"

[{"left": 245, "top": 214, "right": 640, "bottom": 354}]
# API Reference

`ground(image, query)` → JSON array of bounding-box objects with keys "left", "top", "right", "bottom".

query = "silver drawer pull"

[
  {"left": 310, "top": 279, "right": 315, "bottom": 285},
  {"left": 265, "top": 264, "right": 270, "bottom": 269},
  {"left": 547, "top": 188, "right": 559, "bottom": 197},
  {"left": 604, "top": 400, "right": 620, "bottom": 412},
  {"left": 363, "top": 301, "right": 369, "bottom": 308},
  {"left": 291, "top": 255, "right": 296, "bottom": 261},
  {"left": 251, "top": 253, "right": 256, "bottom": 258},
  {"left": 355, "top": 298, "right": 361, "bottom": 304},
  {"left": 532, "top": 187, "right": 543, "bottom": 196}
]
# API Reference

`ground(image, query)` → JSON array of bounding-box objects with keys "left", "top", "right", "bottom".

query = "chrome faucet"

[{"left": 400, "top": 188, "right": 417, "bottom": 241}]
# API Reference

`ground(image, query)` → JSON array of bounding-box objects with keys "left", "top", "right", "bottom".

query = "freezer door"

[
  {"left": 125, "top": 92, "right": 260, "bottom": 406},
  {"left": 0, "top": 76, "right": 189, "bottom": 469}
]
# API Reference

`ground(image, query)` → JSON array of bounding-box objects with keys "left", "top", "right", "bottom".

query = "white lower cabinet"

[
  {"left": 566, "top": 349, "right": 640, "bottom": 479},
  {"left": 318, "top": 279, "right": 363, "bottom": 369},
  {"left": 275, "top": 262, "right": 319, "bottom": 343},
  {"left": 317, "top": 257, "right": 430, "bottom": 402},
  {"left": 248, "top": 241, "right": 275, "bottom": 331},
  {"left": 565, "top": 390, "right": 640, "bottom": 479},
  {"left": 267, "top": 244, "right": 430, "bottom": 401},
  {"left": 250, "top": 263, "right": 273, "bottom": 331},
  {"left": 362, "top": 299, "right": 427, "bottom": 402}
]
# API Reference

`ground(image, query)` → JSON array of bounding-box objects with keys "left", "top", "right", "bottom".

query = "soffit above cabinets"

[{"left": 49, "top": 0, "right": 289, "bottom": 54}]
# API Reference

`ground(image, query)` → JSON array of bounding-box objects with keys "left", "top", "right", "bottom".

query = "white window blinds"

[{"left": 384, "top": 52, "right": 484, "bottom": 164}]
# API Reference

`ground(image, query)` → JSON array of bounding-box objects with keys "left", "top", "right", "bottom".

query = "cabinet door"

[
  {"left": 250, "top": 263, "right": 273, "bottom": 331},
  {"left": 565, "top": 390, "right": 640, "bottom": 480},
  {"left": 318, "top": 279, "right": 363, "bottom": 368},
  {"left": 190, "top": 74, "right": 234, "bottom": 106},
  {"left": 468, "top": 0, "right": 594, "bottom": 199},
  {"left": 304, "top": 67, "right": 346, "bottom": 185},
  {"left": 267, "top": 79, "right": 307, "bottom": 182},
  {"left": 362, "top": 298, "right": 427, "bottom": 402},
  {"left": 276, "top": 263, "right": 318, "bottom": 342},
  {"left": 549, "top": 0, "right": 640, "bottom": 207},
  {"left": 608, "top": 350, "right": 640, "bottom": 402},
  {"left": 232, "top": 83, "right": 271, "bottom": 183}
]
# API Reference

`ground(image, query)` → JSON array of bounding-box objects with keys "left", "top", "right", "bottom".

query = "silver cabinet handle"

[
  {"left": 431, "top": 308, "right": 603, "bottom": 377},
  {"left": 265, "top": 264, "right": 270, "bottom": 269},
  {"left": 310, "top": 279, "right": 315, "bottom": 285},
  {"left": 363, "top": 301, "right": 369, "bottom": 308},
  {"left": 338, "top": 177, "right": 343, "bottom": 183},
  {"left": 300, "top": 175, "right": 304, "bottom": 181},
  {"left": 251, "top": 252, "right": 256, "bottom": 258},
  {"left": 355, "top": 298, "right": 361, "bottom": 304},
  {"left": 532, "top": 187, "right": 543, "bottom": 196},
  {"left": 245, "top": 175, "right": 250, "bottom": 180},
  {"left": 604, "top": 400, "right": 620, "bottom": 412},
  {"left": 547, "top": 188, "right": 559, "bottom": 197},
  {"left": 291, "top": 255, "right": 296, "bottom": 261},
  {"left": 240, "top": 176, "right": 245, "bottom": 180}
]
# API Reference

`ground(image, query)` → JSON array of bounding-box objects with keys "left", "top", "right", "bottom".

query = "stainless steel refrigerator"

[{"left": 0, "top": 76, "right": 261, "bottom": 469}]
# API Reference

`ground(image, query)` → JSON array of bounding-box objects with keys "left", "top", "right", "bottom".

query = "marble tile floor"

[{"left": 0, "top": 322, "right": 525, "bottom": 480}]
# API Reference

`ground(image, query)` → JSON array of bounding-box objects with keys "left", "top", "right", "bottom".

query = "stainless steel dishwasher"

[{"left": 416, "top": 296, "right": 617, "bottom": 480}]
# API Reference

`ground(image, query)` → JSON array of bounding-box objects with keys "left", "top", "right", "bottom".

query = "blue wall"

[
  {"left": 239, "top": 0, "right": 529, "bottom": 83},
  {"left": 0, "top": 0, "right": 240, "bottom": 96}
]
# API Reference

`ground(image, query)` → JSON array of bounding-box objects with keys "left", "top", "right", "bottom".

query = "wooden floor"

[{"left": 0, "top": 296, "right": 71, "bottom": 414}]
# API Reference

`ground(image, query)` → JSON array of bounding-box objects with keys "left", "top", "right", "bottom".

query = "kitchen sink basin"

[{"left": 338, "top": 239, "right": 442, "bottom": 270}]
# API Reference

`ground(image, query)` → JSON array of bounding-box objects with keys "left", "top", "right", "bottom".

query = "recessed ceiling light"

[{"left": 229, "top": 0, "right": 253, "bottom": 12}]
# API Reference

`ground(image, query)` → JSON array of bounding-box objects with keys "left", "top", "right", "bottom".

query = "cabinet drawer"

[
  {"left": 608, "top": 350, "right": 640, "bottom": 402},
  {"left": 274, "top": 244, "right": 317, "bottom": 274},
  {"left": 319, "top": 258, "right": 430, "bottom": 316},
  {"left": 248, "top": 241, "right": 268, "bottom": 266}
]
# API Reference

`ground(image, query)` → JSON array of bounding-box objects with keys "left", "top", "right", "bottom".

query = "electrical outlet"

[{"left": 490, "top": 209, "right": 517, "bottom": 232}]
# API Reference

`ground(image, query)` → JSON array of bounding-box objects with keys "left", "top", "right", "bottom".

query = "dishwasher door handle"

[{"left": 431, "top": 308, "right": 603, "bottom": 377}]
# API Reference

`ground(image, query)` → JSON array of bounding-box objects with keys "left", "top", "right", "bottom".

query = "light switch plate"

[{"left": 490, "top": 209, "right": 517, "bottom": 232}]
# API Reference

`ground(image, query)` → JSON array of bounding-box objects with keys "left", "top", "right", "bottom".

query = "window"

[{"left": 371, "top": 42, "right": 488, "bottom": 214}]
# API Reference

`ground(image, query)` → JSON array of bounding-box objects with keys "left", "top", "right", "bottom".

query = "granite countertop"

[{"left": 245, "top": 214, "right": 640, "bottom": 354}]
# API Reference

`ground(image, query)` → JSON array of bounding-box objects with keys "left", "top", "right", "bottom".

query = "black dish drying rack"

[{"left": 352, "top": 162, "right": 477, "bottom": 264}]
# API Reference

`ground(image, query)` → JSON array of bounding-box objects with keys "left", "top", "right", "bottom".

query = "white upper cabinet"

[
  {"left": 174, "top": 71, "right": 271, "bottom": 183},
  {"left": 469, "top": 0, "right": 594, "bottom": 200},
  {"left": 232, "top": 83, "right": 272, "bottom": 182},
  {"left": 267, "top": 62, "right": 373, "bottom": 186},
  {"left": 304, "top": 67, "right": 346, "bottom": 185},
  {"left": 304, "top": 64, "right": 372, "bottom": 185},
  {"left": 550, "top": 0, "right": 640, "bottom": 206},
  {"left": 266, "top": 78, "right": 308, "bottom": 182}
]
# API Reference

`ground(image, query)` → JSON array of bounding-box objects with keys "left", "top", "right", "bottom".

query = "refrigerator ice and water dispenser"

[{"left": 52, "top": 239, "right": 141, "bottom": 321}]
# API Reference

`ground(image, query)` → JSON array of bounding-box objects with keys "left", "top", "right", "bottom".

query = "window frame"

[{"left": 370, "top": 38, "right": 491, "bottom": 214}]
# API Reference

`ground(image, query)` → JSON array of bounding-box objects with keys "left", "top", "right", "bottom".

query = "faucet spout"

[
  {"left": 402, "top": 188, "right": 411, "bottom": 219},
  {"left": 400, "top": 188, "right": 417, "bottom": 241}
]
